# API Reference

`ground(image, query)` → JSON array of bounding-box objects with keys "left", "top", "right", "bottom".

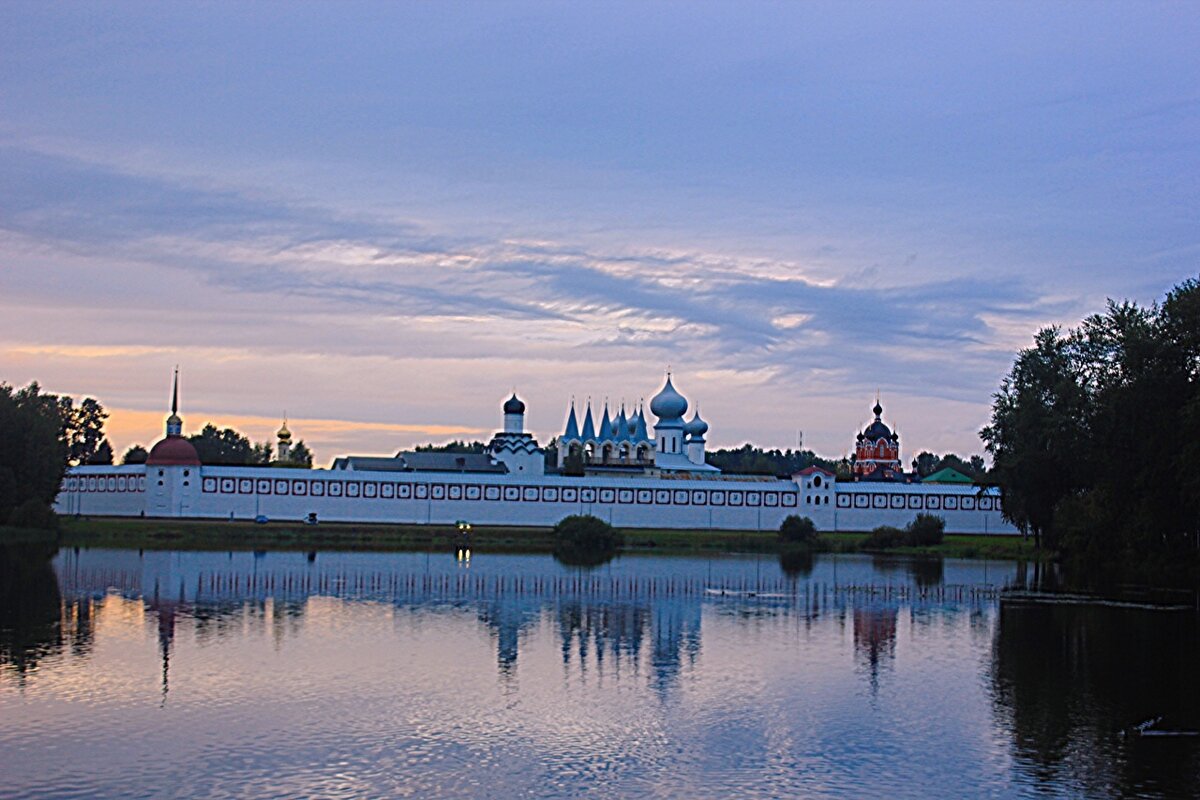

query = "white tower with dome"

[{"left": 650, "top": 373, "right": 687, "bottom": 456}]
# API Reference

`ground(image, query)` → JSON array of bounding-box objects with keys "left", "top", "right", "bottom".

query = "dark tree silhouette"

[
  {"left": 86, "top": 439, "right": 114, "bottom": 465},
  {"left": 0, "top": 382, "right": 69, "bottom": 525},
  {"left": 983, "top": 276, "right": 1200, "bottom": 575}
]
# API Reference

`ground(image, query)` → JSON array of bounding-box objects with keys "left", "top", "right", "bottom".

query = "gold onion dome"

[{"left": 277, "top": 420, "right": 292, "bottom": 441}]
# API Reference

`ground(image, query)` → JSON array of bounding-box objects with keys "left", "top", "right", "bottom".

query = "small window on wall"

[
  {"left": 813, "top": 475, "right": 822, "bottom": 488},
  {"left": 184, "top": 470, "right": 190, "bottom": 477}
]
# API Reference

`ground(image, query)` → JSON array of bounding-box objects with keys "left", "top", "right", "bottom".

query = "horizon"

[{"left": 3, "top": 3, "right": 1197, "bottom": 465}]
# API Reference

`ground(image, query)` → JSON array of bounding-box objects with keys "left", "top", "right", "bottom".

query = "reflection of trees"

[
  {"left": 992, "top": 604, "right": 1200, "bottom": 798},
  {"left": 552, "top": 545, "right": 618, "bottom": 569},
  {"left": 778, "top": 548, "right": 814, "bottom": 579},
  {"left": 907, "top": 558, "right": 943, "bottom": 587},
  {"left": 869, "top": 554, "right": 944, "bottom": 587},
  {"left": 0, "top": 543, "right": 73, "bottom": 683}
]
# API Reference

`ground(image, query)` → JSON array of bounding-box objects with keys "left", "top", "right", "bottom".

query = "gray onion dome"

[
  {"left": 503, "top": 393, "right": 526, "bottom": 414},
  {"left": 649, "top": 375, "right": 688, "bottom": 420},
  {"left": 684, "top": 410, "right": 708, "bottom": 437}
]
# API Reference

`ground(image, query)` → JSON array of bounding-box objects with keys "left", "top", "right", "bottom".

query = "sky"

[{"left": 1, "top": 2, "right": 1198, "bottom": 466}]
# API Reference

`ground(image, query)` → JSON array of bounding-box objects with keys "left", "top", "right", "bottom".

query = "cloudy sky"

[{"left": 2, "top": 2, "right": 1197, "bottom": 465}]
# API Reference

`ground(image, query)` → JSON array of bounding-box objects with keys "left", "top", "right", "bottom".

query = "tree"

[
  {"left": 0, "top": 382, "right": 69, "bottom": 527},
  {"left": 981, "top": 326, "right": 1089, "bottom": 550},
  {"left": 778, "top": 515, "right": 817, "bottom": 545},
  {"left": 414, "top": 440, "right": 486, "bottom": 454},
  {"left": 552, "top": 514, "right": 623, "bottom": 567},
  {"left": 86, "top": 439, "right": 114, "bottom": 465},
  {"left": 122, "top": 445, "right": 148, "bottom": 464},
  {"left": 706, "top": 443, "right": 838, "bottom": 476},
  {"left": 561, "top": 445, "right": 585, "bottom": 477},
  {"left": 289, "top": 440, "right": 313, "bottom": 467},
  {"left": 914, "top": 451, "right": 986, "bottom": 480},
  {"left": 58, "top": 396, "right": 108, "bottom": 466},
  {"left": 188, "top": 424, "right": 272, "bottom": 466},
  {"left": 250, "top": 441, "right": 273, "bottom": 465},
  {"left": 983, "top": 276, "right": 1200, "bottom": 575},
  {"left": 834, "top": 457, "right": 854, "bottom": 481},
  {"left": 934, "top": 453, "right": 984, "bottom": 481},
  {"left": 912, "top": 451, "right": 939, "bottom": 477}
]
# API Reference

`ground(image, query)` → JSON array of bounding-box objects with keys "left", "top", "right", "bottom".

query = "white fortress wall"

[
  {"left": 57, "top": 464, "right": 1019, "bottom": 534},
  {"left": 55, "top": 465, "right": 148, "bottom": 517}
]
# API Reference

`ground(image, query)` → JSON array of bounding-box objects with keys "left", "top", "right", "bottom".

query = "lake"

[{"left": 1, "top": 543, "right": 1197, "bottom": 799}]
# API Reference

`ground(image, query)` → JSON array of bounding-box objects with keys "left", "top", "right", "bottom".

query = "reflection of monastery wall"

[
  {"left": 56, "top": 464, "right": 1015, "bottom": 533},
  {"left": 54, "top": 373, "right": 1019, "bottom": 534}
]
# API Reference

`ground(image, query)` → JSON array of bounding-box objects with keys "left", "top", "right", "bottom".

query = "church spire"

[{"left": 165, "top": 367, "right": 183, "bottom": 437}]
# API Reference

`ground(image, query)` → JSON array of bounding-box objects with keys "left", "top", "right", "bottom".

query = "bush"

[
  {"left": 7, "top": 499, "right": 58, "bottom": 531},
  {"left": 862, "top": 514, "right": 946, "bottom": 550},
  {"left": 553, "top": 515, "right": 623, "bottom": 551},
  {"left": 864, "top": 525, "right": 906, "bottom": 549},
  {"left": 778, "top": 515, "right": 817, "bottom": 545},
  {"left": 907, "top": 513, "right": 945, "bottom": 546}
]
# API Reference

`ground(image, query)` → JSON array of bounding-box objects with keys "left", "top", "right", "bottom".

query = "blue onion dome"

[
  {"left": 684, "top": 410, "right": 708, "bottom": 437},
  {"left": 503, "top": 393, "right": 525, "bottom": 414},
  {"left": 649, "top": 375, "right": 688, "bottom": 420}
]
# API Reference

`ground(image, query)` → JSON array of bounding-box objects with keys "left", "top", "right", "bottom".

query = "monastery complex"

[{"left": 56, "top": 372, "right": 1018, "bottom": 535}]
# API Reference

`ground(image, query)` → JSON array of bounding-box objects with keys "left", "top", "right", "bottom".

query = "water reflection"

[
  {"left": 0, "top": 545, "right": 1196, "bottom": 799},
  {"left": 777, "top": 547, "right": 814, "bottom": 578},
  {"left": 993, "top": 601, "right": 1200, "bottom": 798},
  {"left": 853, "top": 605, "right": 898, "bottom": 695},
  {"left": 0, "top": 543, "right": 67, "bottom": 682}
]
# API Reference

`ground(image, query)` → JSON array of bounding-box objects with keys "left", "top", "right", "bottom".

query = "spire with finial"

[
  {"left": 581, "top": 398, "right": 596, "bottom": 441},
  {"left": 563, "top": 397, "right": 580, "bottom": 440},
  {"left": 165, "top": 366, "right": 183, "bottom": 437}
]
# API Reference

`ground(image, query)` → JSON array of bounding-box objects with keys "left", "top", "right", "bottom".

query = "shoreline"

[{"left": 5, "top": 517, "right": 1044, "bottom": 561}]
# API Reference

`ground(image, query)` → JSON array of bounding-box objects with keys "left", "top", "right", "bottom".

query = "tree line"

[
  {"left": 910, "top": 452, "right": 987, "bottom": 480},
  {"left": 982, "top": 276, "right": 1200, "bottom": 576}
]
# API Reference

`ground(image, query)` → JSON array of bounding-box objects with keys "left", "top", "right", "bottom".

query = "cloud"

[{"left": 0, "top": 143, "right": 1107, "bottom": 459}]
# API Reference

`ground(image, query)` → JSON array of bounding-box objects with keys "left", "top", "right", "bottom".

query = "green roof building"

[{"left": 922, "top": 467, "right": 974, "bottom": 484}]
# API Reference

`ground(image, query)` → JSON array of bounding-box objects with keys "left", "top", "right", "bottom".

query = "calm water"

[{"left": 1, "top": 543, "right": 1197, "bottom": 799}]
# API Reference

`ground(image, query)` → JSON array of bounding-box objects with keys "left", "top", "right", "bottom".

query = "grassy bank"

[
  {"left": 56, "top": 517, "right": 557, "bottom": 552},
  {"left": 40, "top": 516, "right": 1046, "bottom": 561}
]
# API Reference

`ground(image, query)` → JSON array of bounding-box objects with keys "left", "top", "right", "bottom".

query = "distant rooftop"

[{"left": 331, "top": 452, "right": 507, "bottom": 474}]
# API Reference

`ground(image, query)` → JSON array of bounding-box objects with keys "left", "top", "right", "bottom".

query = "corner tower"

[{"left": 146, "top": 368, "right": 200, "bottom": 468}]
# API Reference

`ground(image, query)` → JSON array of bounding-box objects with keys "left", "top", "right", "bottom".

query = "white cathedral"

[
  {"left": 550, "top": 374, "right": 717, "bottom": 474},
  {"left": 480, "top": 372, "right": 718, "bottom": 477}
]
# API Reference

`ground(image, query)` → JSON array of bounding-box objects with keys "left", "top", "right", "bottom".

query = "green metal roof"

[{"left": 922, "top": 467, "right": 974, "bottom": 484}]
